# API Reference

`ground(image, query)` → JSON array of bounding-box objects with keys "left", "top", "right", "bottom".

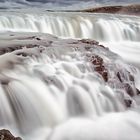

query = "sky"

[{"left": 0, "top": 0, "right": 139, "bottom": 10}]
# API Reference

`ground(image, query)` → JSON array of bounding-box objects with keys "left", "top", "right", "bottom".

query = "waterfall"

[
  {"left": 0, "top": 11, "right": 140, "bottom": 140},
  {"left": 0, "top": 11, "right": 140, "bottom": 65},
  {"left": 0, "top": 35, "right": 140, "bottom": 140},
  {"left": 0, "top": 12, "right": 140, "bottom": 42}
]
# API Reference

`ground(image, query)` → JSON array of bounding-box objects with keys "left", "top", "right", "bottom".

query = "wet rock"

[
  {"left": 36, "top": 37, "right": 41, "bottom": 40},
  {"left": 136, "top": 88, "right": 140, "bottom": 95},
  {"left": 102, "top": 71, "right": 108, "bottom": 82},
  {"left": 129, "top": 73, "right": 135, "bottom": 82},
  {"left": 0, "top": 129, "right": 22, "bottom": 140},
  {"left": 117, "top": 72, "right": 123, "bottom": 82},
  {"left": 117, "top": 71, "right": 134, "bottom": 83},
  {"left": 124, "top": 83, "right": 135, "bottom": 97},
  {"left": 88, "top": 55, "right": 108, "bottom": 82},
  {"left": 79, "top": 39, "right": 99, "bottom": 45},
  {"left": 95, "top": 65, "right": 105, "bottom": 71},
  {"left": 99, "top": 45, "right": 106, "bottom": 48},
  {"left": 0, "top": 45, "right": 39, "bottom": 55},
  {"left": 124, "top": 99, "right": 132, "bottom": 108},
  {"left": 116, "top": 70, "right": 138, "bottom": 97}
]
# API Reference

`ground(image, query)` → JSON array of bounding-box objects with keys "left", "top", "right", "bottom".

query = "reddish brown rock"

[
  {"left": 79, "top": 4, "right": 140, "bottom": 16},
  {"left": 0, "top": 129, "right": 22, "bottom": 140},
  {"left": 102, "top": 71, "right": 108, "bottom": 82},
  {"left": 88, "top": 55, "right": 108, "bottom": 82}
]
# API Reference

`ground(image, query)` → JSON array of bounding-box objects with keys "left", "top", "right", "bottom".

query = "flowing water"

[
  {"left": 0, "top": 12, "right": 140, "bottom": 64},
  {"left": 0, "top": 11, "right": 140, "bottom": 140}
]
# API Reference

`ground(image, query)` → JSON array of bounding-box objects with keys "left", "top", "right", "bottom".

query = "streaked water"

[
  {"left": 0, "top": 11, "right": 140, "bottom": 140},
  {"left": 0, "top": 12, "right": 139, "bottom": 42},
  {"left": 0, "top": 12, "right": 139, "bottom": 64},
  {"left": 0, "top": 39, "right": 140, "bottom": 140}
]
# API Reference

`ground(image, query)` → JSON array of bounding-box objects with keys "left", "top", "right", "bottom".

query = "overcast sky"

[{"left": 0, "top": 0, "right": 139, "bottom": 9}]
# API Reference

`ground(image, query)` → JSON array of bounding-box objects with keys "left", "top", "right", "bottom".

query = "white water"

[
  {"left": 0, "top": 42, "right": 140, "bottom": 140},
  {"left": 0, "top": 12, "right": 140, "bottom": 140},
  {"left": 0, "top": 12, "right": 140, "bottom": 42},
  {"left": 0, "top": 12, "right": 140, "bottom": 64}
]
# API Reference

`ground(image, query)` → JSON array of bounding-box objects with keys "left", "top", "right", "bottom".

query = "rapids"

[
  {"left": 0, "top": 12, "right": 139, "bottom": 41},
  {"left": 0, "top": 11, "right": 140, "bottom": 140},
  {"left": 0, "top": 11, "right": 140, "bottom": 64}
]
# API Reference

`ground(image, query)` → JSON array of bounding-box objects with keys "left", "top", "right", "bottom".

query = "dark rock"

[
  {"left": 116, "top": 70, "right": 138, "bottom": 97},
  {"left": 99, "top": 45, "right": 105, "bottom": 48},
  {"left": 117, "top": 71, "right": 135, "bottom": 83},
  {"left": 128, "top": 73, "right": 134, "bottom": 82},
  {"left": 0, "top": 45, "right": 40, "bottom": 56},
  {"left": 36, "top": 37, "right": 41, "bottom": 40},
  {"left": 117, "top": 72, "right": 123, "bottom": 82},
  {"left": 0, "top": 129, "right": 22, "bottom": 140},
  {"left": 79, "top": 39, "right": 99, "bottom": 45},
  {"left": 102, "top": 71, "right": 108, "bottom": 82},
  {"left": 124, "top": 99, "right": 132, "bottom": 108},
  {"left": 124, "top": 83, "right": 135, "bottom": 97},
  {"left": 88, "top": 55, "right": 108, "bottom": 82},
  {"left": 95, "top": 65, "right": 105, "bottom": 71},
  {"left": 85, "top": 46, "right": 91, "bottom": 51},
  {"left": 136, "top": 88, "right": 140, "bottom": 95}
]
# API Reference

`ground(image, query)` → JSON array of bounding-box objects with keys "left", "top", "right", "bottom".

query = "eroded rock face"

[
  {"left": 0, "top": 33, "right": 139, "bottom": 109},
  {"left": 0, "top": 129, "right": 22, "bottom": 140}
]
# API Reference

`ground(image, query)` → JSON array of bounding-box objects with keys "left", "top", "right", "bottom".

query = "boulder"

[{"left": 0, "top": 129, "right": 22, "bottom": 140}]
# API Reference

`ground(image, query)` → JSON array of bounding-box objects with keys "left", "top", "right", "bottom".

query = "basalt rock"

[{"left": 0, "top": 129, "right": 22, "bottom": 140}]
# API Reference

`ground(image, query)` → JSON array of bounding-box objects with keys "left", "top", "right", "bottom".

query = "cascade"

[
  {"left": 0, "top": 11, "right": 139, "bottom": 140},
  {"left": 0, "top": 12, "right": 140, "bottom": 42}
]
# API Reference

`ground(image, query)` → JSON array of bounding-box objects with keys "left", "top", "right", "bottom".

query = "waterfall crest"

[
  {"left": 0, "top": 12, "right": 140, "bottom": 42},
  {"left": 0, "top": 11, "right": 140, "bottom": 140}
]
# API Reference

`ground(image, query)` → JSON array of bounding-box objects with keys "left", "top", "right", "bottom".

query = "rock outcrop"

[
  {"left": 0, "top": 33, "right": 139, "bottom": 108},
  {"left": 0, "top": 129, "right": 22, "bottom": 140},
  {"left": 80, "top": 4, "right": 140, "bottom": 16}
]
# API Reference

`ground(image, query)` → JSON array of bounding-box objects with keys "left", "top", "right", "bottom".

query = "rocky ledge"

[
  {"left": 0, "top": 33, "right": 139, "bottom": 108},
  {"left": 0, "top": 129, "right": 22, "bottom": 140},
  {"left": 79, "top": 4, "right": 140, "bottom": 16}
]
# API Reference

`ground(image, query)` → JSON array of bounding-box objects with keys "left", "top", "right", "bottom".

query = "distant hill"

[{"left": 79, "top": 4, "right": 140, "bottom": 16}]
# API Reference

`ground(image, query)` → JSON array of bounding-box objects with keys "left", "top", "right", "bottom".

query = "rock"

[
  {"left": 0, "top": 129, "right": 22, "bottom": 140},
  {"left": 102, "top": 71, "right": 108, "bottom": 82},
  {"left": 117, "top": 71, "right": 134, "bottom": 83},
  {"left": 36, "top": 37, "right": 41, "bottom": 40},
  {"left": 124, "top": 83, "right": 135, "bottom": 97},
  {"left": 115, "top": 69, "right": 139, "bottom": 97},
  {"left": 79, "top": 39, "right": 99, "bottom": 45},
  {"left": 79, "top": 4, "right": 140, "bottom": 16},
  {"left": 136, "top": 88, "right": 140, "bottom": 95},
  {"left": 117, "top": 72, "right": 123, "bottom": 82},
  {"left": 124, "top": 99, "right": 132, "bottom": 108},
  {"left": 90, "top": 55, "right": 108, "bottom": 82}
]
